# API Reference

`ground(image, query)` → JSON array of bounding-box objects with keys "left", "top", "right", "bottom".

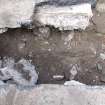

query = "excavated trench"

[
  {"left": 0, "top": 27, "right": 105, "bottom": 86},
  {"left": 1, "top": 0, "right": 105, "bottom": 105}
]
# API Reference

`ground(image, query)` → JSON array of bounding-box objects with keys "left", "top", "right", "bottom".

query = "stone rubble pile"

[{"left": 0, "top": 57, "right": 38, "bottom": 87}]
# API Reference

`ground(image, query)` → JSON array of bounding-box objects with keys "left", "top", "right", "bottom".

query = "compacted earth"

[{"left": 0, "top": 27, "right": 105, "bottom": 85}]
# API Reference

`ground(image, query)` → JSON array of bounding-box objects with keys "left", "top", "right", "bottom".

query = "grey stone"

[
  {"left": 34, "top": 3, "right": 93, "bottom": 30},
  {"left": 0, "top": 81, "right": 105, "bottom": 105},
  {"left": 0, "top": 0, "right": 48, "bottom": 33},
  {"left": 70, "top": 65, "right": 78, "bottom": 80},
  {"left": 0, "top": 57, "right": 38, "bottom": 87},
  {"left": 0, "top": 0, "right": 35, "bottom": 28}
]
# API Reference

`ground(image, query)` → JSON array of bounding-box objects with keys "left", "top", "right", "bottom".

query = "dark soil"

[{"left": 0, "top": 28, "right": 105, "bottom": 85}]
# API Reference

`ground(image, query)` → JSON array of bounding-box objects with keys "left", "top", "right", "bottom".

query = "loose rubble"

[
  {"left": 0, "top": 57, "right": 38, "bottom": 87},
  {"left": 0, "top": 0, "right": 48, "bottom": 33}
]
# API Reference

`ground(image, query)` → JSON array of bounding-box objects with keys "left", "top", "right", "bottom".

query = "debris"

[
  {"left": 0, "top": 57, "right": 38, "bottom": 87},
  {"left": 70, "top": 65, "right": 78, "bottom": 80},
  {"left": 33, "top": 27, "right": 50, "bottom": 38}
]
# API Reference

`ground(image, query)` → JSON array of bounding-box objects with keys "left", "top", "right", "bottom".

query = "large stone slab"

[
  {"left": 0, "top": 0, "right": 94, "bottom": 33},
  {"left": 0, "top": 0, "right": 36, "bottom": 28},
  {"left": 0, "top": 81, "right": 105, "bottom": 105},
  {"left": 0, "top": 0, "right": 48, "bottom": 33},
  {"left": 34, "top": 3, "right": 93, "bottom": 30}
]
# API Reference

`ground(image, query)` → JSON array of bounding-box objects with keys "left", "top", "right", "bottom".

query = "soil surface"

[{"left": 0, "top": 28, "right": 105, "bottom": 85}]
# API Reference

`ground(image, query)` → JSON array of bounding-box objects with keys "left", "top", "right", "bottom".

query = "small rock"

[
  {"left": 64, "top": 31, "right": 74, "bottom": 46},
  {"left": 53, "top": 75, "right": 64, "bottom": 80},
  {"left": 64, "top": 80, "right": 85, "bottom": 86},
  {"left": 44, "top": 41, "right": 49, "bottom": 45},
  {"left": 70, "top": 65, "right": 78, "bottom": 80},
  {"left": 0, "top": 0, "right": 37, "bottom": 31},
  {"left": 33, "top": 27, "right": 50, "bottom": 39},
  {"left": 18, "top": 42, "right": 26, "bottom": 49},
  {"left": 35, "top": 3, "right": 93, "bottom": 30},
  {"left": 0, "top": 28, "right": 7, "bottom": 34},
  {"left": 48, "top": 48, "right": 51, "bottom": 52}
]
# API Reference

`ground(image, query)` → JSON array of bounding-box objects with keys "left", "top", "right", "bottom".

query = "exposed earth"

[{"left": 0, "top": 26, "right": 105, "bottom": 85}]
